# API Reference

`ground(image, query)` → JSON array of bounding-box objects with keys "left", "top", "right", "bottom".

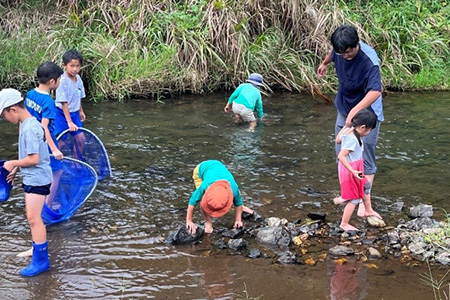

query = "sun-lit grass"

[{"left": 0, "top": 0, "right": 449, "bottom": 100}]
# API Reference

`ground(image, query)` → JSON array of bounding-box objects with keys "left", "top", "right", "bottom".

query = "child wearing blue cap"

[
  {"left": 0, "top": 88, "right": 53, "bottom": 276},
  {"left": 224, "top": 73, "right": 264, "bottom": 130}
]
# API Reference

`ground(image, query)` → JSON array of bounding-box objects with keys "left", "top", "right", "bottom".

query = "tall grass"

[{"left": 0, "top": 0, "right": 449, "bottom": 100}]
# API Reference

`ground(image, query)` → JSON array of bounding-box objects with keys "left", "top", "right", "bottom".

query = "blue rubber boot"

[{"left": 20, "top": 241, "right": 50, "bottom": 277}]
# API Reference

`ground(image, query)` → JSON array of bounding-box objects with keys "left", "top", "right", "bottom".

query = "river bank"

[{"left": 1, "top": 0, "right": 449, "bottom": 100}]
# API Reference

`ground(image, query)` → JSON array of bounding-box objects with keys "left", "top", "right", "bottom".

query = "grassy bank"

[{"left": 0, "top": 0, "right": 449, "bottom": 101}]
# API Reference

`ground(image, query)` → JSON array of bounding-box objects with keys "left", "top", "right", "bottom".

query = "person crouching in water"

[
  {"left": 335, "top": 109, "right": 382, "bottom": 232},
  {"left": 186, "top": 160, "right": 254, "bottom": 234},
  {"left": 224, "top": 73, "right": 264, "bottom": 131}
]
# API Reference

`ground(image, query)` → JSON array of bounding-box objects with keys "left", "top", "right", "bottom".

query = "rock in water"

[
  {"left": 368, "top": 247, "right": 382, "bottom": 259},
  {"left": 278, "top": 251, "right": 298, "bottom": 264},
  {"left": 367, "top": 216, "right": 386, "bottom": 228},
  {"left": 222, "top": 228, "right": 245, "bottom": 239},
  {"left": 228, "top": 238, "right": 248, "bottom": 251},
  {"left": 164, "top": 225, "right": 204, "bottom": 245},
  {"left": 408, "top": 204, "right": 433, "bottom": 218},
  {"left": 329, "top": 245, "right": 355, "bottom": 256}
]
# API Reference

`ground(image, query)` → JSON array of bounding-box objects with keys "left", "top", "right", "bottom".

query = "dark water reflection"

[{"left": 0, "top": 92, "right": 449, "bottom": 299}]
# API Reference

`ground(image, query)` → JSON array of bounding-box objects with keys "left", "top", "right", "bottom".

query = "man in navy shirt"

[{"left": 317, "top": 25, "right": 384, "bottom": 217}]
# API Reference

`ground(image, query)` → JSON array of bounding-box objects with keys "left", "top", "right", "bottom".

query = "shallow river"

[{"left": 0, "top": 92, "right": 449, "bottom": 299}]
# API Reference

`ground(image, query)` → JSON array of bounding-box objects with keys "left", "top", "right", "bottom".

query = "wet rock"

[
  {"left": 298, "top": 187, "right": 328, "bottom": 198},
  {"left": 405, "top": 217, "right": 434, "bottom": 231},
  {"left": 228, "top": 238, "right": 248, "bottom": 251},
  {"left": 294, "top": 201, "right": 322, "bottom": 210},
  {"left": 248, "top": 248, "right": 261, "bottom": 259},
  {"left": 388, "top": 201, "right": 404, "bottom": 213},
  {"left": 267, "top": 217, "right": 282, "bottom": 227},
  {"left": 329, "top": 245, "right": 355, "bottom": 256},
  {"left": 368, "top": 247, "right": 382, "bottom": 259},
  {"left": 307, "top": 212, "right": 326, "bottom": 223},
  {"left": 408, "top": 242, "right": 428, "bottom": 257},
  {"left": 277, "top": 251, "right": 299, "bottom": 264},
  {"left": 298, "top": 221, "right": 321, "bottom": 235},
  {"left": 387, "top": 231, "right": 400, "bottom": 245},
  {"left": 367, "top": 216, "right": 386, "bottom": 228},
  {"left": 214, "top": 238, "right": 227, "bottom": 249},
  {"left": 242, "top": 210, "right": 264, "bottom": 222},
  {"left": 222, "top": 228, "right": 245, "bottom": 239},
  {"left": 164, "top": 225, "right": 204, "bottom": 245},
  {"left": 408, "top": 204, "right": 433, "bottom": 218},
  {"left": 435, "top": 252, "right": 450, "bottom": 265},
  {"left": 256, "top": 226, "right": 291, "bottom": 249}
]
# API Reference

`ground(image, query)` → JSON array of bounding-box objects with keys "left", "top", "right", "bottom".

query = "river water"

[{"left": 0, "top": 92, "right": 449, "bottom": 299}]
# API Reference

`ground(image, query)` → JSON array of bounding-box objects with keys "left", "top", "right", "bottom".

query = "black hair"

[
  {"left": 351, "top": 108, "right": 377, "bottom": 145},
  {"left": 5, "top": 100, "right": 25, "bottom": 112},
  {"left": 62, "top": 49, "right": 83, "bottom": 65},
  {"left": 37, "top": 61, "right": 64, "bottom": 84},
  {"left": 330, "top": 25, "right": 360, "bottom": 54}
]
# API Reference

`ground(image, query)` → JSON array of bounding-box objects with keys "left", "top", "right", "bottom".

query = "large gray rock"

[
  {"left": 388, "top": 201, "right": 404, "bottom": 213},
  {"left": 228, "top": 238, "right": 248, "bottom": 251},
  {"left": 405, "top": 217, "right": 434, "bottom": 231},
  {"left": 256, "top": 226, "right": 291, "bottom": 249},
  {"left": 408, "top": 242, "right": 428, "bottom": 257},
  {"left": 222, "top": 228, "right": 245, "bottom": 239},
  {"left": 164, "top": 225, "right": 204, "bottom": 245},
  {"left": 436, "top": 251, "right": 450, "bottom": 265},
  {"left": 408, "top": 204, "right": 433, "bottom": 218},
  {"left": 329, "top": 245, "right": 355, "bottom": 256}
]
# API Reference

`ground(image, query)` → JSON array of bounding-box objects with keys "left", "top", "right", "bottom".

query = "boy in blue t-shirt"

[
  {"left": 26, "top": 61, "right": 64, "bottom": 159},
  {"left": 0, "top": 88, "right": 53, "bottom": 277},
  {"left": 55, "top": 49, "right": 86, "bottom": 136}
]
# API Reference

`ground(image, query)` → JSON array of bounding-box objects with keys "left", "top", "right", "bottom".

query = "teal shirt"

[
  {"left": 228, "top": 83, "right": 264, "bottom": 118},
  {"left": 188, "top": 160, "right": 243, "bottom": 207}
]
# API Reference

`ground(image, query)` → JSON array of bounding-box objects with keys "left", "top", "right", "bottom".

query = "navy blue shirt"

[
  {"left": 25, "top": 88, "right": 57, "bottom": 140},
  {"left": 332, "top": 41, "right": 384, "bottom": 121}
]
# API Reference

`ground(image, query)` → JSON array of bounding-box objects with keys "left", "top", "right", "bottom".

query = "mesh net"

[
  {"left": 0, "top": 160, "right": 12, "bottom": 202},
  {"left": 57, "top": 128, "right": 112, "bottom": 180},
  {"left": 42, "top": 156, "right": 98, "bottom": 224}
]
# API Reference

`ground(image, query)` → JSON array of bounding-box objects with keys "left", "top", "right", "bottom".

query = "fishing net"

[
  {"left": 42, "top": 156, "right": 98, "bottom": 224},
  {"left": 57, "top": 128, "right": 112, "bottom": 180},
  {"left": 0, "top": 160, "right": 12, "bottom": 202}
]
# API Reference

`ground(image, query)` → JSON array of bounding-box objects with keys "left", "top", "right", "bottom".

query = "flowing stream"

[{"left": 0, "top": 91, "right": 449, "bottom": 299}]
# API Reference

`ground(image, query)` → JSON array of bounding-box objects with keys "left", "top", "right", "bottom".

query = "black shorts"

[{"left": 22, "top": 184, "right": 51, "bottom": 196}]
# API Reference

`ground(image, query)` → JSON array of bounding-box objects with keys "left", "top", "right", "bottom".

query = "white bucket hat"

[{"left": 246, "top": 73, "right": 264, "bottom": 86}]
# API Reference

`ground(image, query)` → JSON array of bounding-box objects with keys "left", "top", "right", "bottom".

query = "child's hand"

[
  {"left": 80, "top": 110, "right": 86, "bottom": 122},
  {"left": 186, "top": 221, "right": 197, "bottom": 234},
  {"left": 53, "top": 149, "right": 64, "bottom": 160},
  {"left": 68, "top": 121, "right": 79, "bottom": 132},
  {"left": 4, "top": 163, "right": 17, "bottom": 184},
  {"left": 233, "top": 220, "right": 243, "bottom": 229},
  {"left": 224, "top": 103, "right": 231, "bottom": 113},
  {"left": 352, "top": 170, "right": 364, "bottom": 180},
  {"left": 317, "top": 63, "right": 328, "bottom": 77}
]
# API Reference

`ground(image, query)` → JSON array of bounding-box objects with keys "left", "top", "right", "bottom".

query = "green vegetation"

[{"left": 0, "top": 0, "right": 449, "bottom": 101}]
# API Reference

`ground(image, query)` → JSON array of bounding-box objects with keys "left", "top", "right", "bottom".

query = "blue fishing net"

[
  {"left": 42, "top": 156, "right": 98, "bottom": 224},
  {"left": 0, "top": 160, "right": 12, "bottom": 202},
  {"left": 57, "top": 128, "right": 112, "bottom": 180}
]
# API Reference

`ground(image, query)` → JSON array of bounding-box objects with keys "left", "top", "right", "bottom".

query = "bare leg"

[
  {"left": 73, "top": 132, "right": 86, "bottom": 160},
  {"left": 25, "top": 193, "right": 47, "bottom": 244},
  {"left": 201, "top": 208, "right": 213, "bottom": 234},
  {"left": 248, "top": 121, "right": 257, "bottom": 132},
  {"left": 17, "top": 248, "right": 33, "bottom": 257},
  {"left": 361, "top": 193, "right": 382, "bottom": 219},
  {"left": 234, "top": 114, "right": 243, "bottom": 124},
  {"left": 340, "top": 202, "right": 359, "bottom": 231},
  {"left": 45, "top": 169, "right": 62, "bottom": 208},
  {"left": 357, "top": 174, "right": 375, "bottom": 217}
]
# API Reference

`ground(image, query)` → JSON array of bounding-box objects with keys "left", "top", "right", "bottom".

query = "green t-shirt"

[{"left": 188, "top": 160, "right": 243, "bottom": 207}]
